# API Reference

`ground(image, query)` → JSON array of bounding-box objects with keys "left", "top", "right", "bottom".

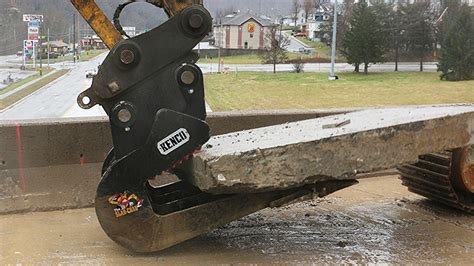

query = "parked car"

[
  {"left": 86, "top": 69, "right": 97, "bottom": 79},
  {"left": 298, "top": 47, "right": 315, "bottom": 55},
  {"left": 16, "top": 51, "right": 23, "bottom": 56}
]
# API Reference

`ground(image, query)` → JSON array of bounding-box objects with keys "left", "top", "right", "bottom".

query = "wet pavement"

[{"left": 0, "top": 175, "right": 472, "bottom": 264}]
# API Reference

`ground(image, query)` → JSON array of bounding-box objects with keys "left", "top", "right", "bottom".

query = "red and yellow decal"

[
  {"left": 248, "top": 22, "right": 255, "bottom": 33},
  {"left": 108, "top": 191, "right": 144, "bottom": 218}
]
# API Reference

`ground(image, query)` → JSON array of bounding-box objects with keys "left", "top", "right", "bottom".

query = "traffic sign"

[{"left": 23, "top": 14, "right": 43, "bottom": 22}]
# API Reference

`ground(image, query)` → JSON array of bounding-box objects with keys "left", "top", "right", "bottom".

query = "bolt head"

[
  {"left": 117, "top": 108, "right": 132, "bottom": 123},
  {"left": 189, "top": 14, "right": 204, "bottom": 29},
  {"left": 120, "top": 49, "right": 135, "bottom": 65},
  {"left": 181, "top": 70, "right": 196, "bottom": 85},
  {"left": 108, "top": 81, "right": 120, "bottom": 94}
]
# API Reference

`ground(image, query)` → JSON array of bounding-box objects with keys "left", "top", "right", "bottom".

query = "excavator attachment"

[
  {"left": 70, "top": 0, "right": 357, "bottom": 252},
  {"left": 70, "top": 0, "right": 473, "bottom": 253}
]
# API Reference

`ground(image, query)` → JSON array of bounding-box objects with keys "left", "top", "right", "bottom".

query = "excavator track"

[{"left": 398, "top": 148, "right": 474, "bottom": 214}]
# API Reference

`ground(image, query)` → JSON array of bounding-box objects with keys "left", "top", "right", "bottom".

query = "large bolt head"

[
  {"left": 189, "top": 14, "right": 204, "bottom": 29},
  {"left": 117, "top": 108, "right": 132, "bottom": 123},
  {"left": 120, "top": 49, "right": 135, "bottom": 65},
  {"left": 181, "top": 70, "right": 196, "bottom": 85}
]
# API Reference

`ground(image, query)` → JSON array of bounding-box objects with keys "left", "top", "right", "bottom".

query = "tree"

[
  {"left": 303, "top": 0, "right": 313, "bottom": 22},
  {"left": 259, "top": 27, "right": 290, "bottom": 73},
  {"left": 292, "top": 0, "right": 301, "bottom": 26},
  {"left": 438, "top": 4, "right": 474, "bottom": 81},
  {"left": 403, "top": 2, "right": 435, "bottom": 72},
  {"left": 371, "top": 1, "right": 401, "bottom": 71},
  {"left": 342, "top": 0, "right": 385, "bottom": 74},
  {"left": 319, "top": 0, "right": 354, "bottom": 51}
]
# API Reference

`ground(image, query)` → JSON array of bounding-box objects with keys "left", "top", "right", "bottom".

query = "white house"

[{"left": 305, "top": 3, "right": 332, "bottom": 40}]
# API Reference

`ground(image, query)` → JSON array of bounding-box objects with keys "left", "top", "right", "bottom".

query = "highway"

[{"left": 0, "top": 54, "right": 107, "bottom": 121}]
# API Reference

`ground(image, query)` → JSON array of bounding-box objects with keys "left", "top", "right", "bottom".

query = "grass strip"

[
  {"left": 0, "top": 69, "right": 53, "bottom": 96},
  {"left": 204, "top": 72, "right": 474, "bottom": 111},
  {"left": 0, "top": 69, "right": 69, "bottom": 110}
]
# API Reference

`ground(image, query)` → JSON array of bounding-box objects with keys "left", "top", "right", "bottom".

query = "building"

[
  {"left": 80, "top": 35, "right": 106, "bottom": 50},
  {"left": 214, "top": 12, "right": 274, "bottom": 50},
  {"left": 38, "top": 40, "right": 68, "bottom": 55},
  {"left": 305, "top": 4, "right": 332, "bottom": 41}
]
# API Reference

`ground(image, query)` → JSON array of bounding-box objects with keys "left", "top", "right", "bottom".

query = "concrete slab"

[
  {"left": 192, "top": 105, "right": 474, "bottom": 193},
  {"left": 0, "top": 110, "right": 347, "bottom": 214},
  {"left": 0, "top": 176, "right": 472, "bottom": 264}
]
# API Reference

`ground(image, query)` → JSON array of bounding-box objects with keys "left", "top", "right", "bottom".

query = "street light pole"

[
  {"left": 47, "top": 28, "right": 50, "bottom": 67},
  {"left": 73, "top": 13, "right": 76, "bottom": 64},
  {"left": 329, "top": 0, "right": 338, "bottom": 81},
  {"left": 39, "top": 23, "right": 43, "bottom": 76}
]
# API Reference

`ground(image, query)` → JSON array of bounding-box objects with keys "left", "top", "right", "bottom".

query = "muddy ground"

[{"left": 0, "top": 175, "right": 473, "bottom": 264}]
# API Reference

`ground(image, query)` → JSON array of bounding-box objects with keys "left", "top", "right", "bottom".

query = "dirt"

[{"left": 0, "top": 175, "right": 472, "bottom": 264}]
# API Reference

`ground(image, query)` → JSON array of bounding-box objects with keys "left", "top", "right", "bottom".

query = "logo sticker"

[
  {"left": 157, "top": 128, "right": 190, "bottom": 155},
  {"left": 248, "top": 22, "right": 255, "bottom": 33},
  {"left": 108, "top": 191, "right": 144, "bottom": 218}
]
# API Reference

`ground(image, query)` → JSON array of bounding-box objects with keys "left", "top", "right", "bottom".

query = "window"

[
  {"left": 244, "top": 42, "right": 248, "bottom": 49},
  {"left": 250, "top": 34, "right": 254, "bottom": 38}
]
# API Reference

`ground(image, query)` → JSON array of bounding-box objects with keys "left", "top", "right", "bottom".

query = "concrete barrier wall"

[{"left": 0, "top": 109, "right": 352, "bottom": 214}]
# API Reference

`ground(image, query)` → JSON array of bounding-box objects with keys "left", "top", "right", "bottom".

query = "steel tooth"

[
  {"left": 398, "top": 166, "right": 451, "bottom": 186},
  {"left": 399, "top": 173, "right": 453, "bottom": 192},
  {"left": 401, "top": 178, "right": 456, "bottom": 197},
  {"left": 419, "top": 153, "right": 451, "bottom": 166}
]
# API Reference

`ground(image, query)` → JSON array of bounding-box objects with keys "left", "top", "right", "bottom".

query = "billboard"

[{"left": 23, "top": 14, "right": 43, "bottom": 22}]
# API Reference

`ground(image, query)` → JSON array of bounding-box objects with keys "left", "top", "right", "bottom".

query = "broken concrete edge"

[
  {"left": 1, "top": 104, "right": 471, "bottom": 214},
  {"left": 0, "top": 108, "right": 357, "bottom": 215},
  {"left": 191, "top": 105, "right": 474, "bottom": 194}
]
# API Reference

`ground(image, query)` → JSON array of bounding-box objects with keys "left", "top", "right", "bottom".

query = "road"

[
  {"left": 199, "top": 62, "right": 437, "bottom": 74},
  {"left": 0, "top": 49, "right": 436, "bottom": 121},
  {"left": 0, "top": 175, "right": 472, "bottom": 264},
  {"left": 283, "top": 31, "right": 308, "bottom": 52},
  {"left": 0, "top": 54, "right": 107, "bottom": 121}
]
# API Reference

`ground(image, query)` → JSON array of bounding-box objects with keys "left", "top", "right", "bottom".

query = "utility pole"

[
  {"left": 39, "top": 23, "right": 43, "bottom": 76},
  {"left": 217, "top": 18, "right": 222, "bottom": 73},
  {"left": 329, "top": 0, "right": 338, "bottom": 81},
  {"left": 73, "top": 13, "right": 76, "bottom": 64},
  {"left": 47, "top": 28, "right": 50, "bottom": 67}
]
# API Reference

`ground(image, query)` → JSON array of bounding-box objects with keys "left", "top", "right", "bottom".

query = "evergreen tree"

[
  {"left": 438, "top": 4, "right": 474, "bottom": 81},
  {"left": 402, "top": 2, "right": 435, "bottom": 72},
  {"left": 342, "top": 0, "right": 385, "bottom": 74},
  {"left": 371, "top": 1, "right": 401, "bottom": 71}
]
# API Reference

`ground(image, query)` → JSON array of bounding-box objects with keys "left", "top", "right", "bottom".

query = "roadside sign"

[
  {"left": 23, "top": 14, "right": 43, "bottom": 22},
  {"left": 24, "top": 40, "right": 36, "bottom": 54},
  {"left": 28, "top": 34, "right": 39, "bottom": 40},
  {"left": 28, "top": 27, "right": 39, "bottom": 34},
  {"left": 28, "top": 21, "right": 39, "bottom": 27}
]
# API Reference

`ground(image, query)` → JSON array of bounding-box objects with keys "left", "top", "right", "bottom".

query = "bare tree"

[
  {"left": 313, "top": 0, "right": 321, "bottom": 10},
  {"left": 259, "top": 27, "right": 290, "bottom": 73},
  {"left": 303, "top": 0, "right": 313, "bottom": 22},
  {"left": 292, "top": 0, "right": 301, "bottom": 26}
]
